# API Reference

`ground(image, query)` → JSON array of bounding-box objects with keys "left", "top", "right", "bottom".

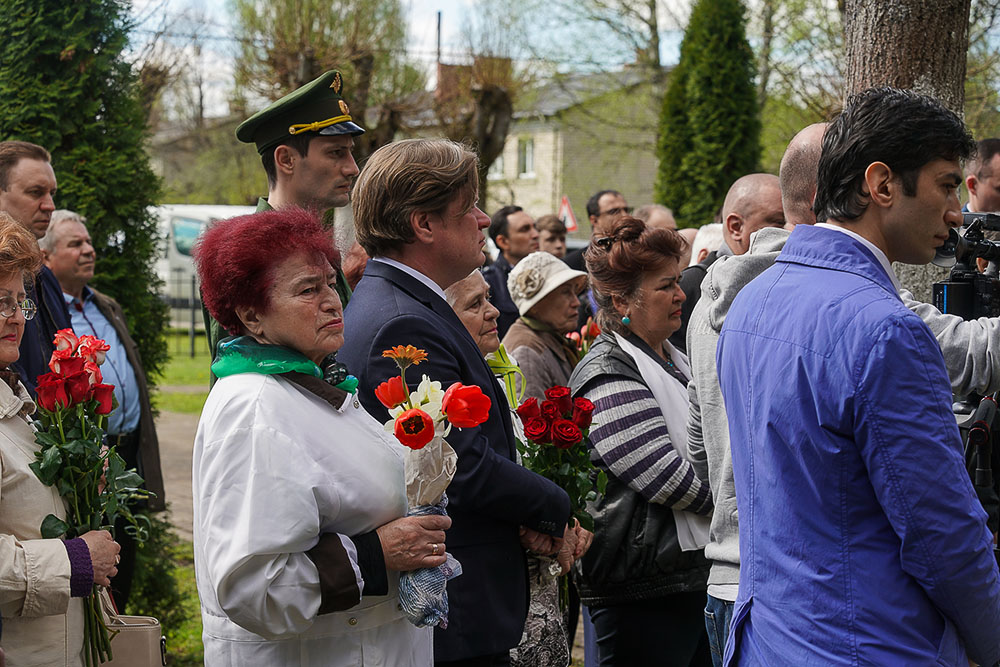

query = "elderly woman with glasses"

[
  {"left": 0, "top": 212, "right": 121, "bottom": 666},
  {"left": 569, "top": 217, "right": 713, "bottom": 666},
  {"left": 192, "top": 207, "right": 449, "bottom": 667}
]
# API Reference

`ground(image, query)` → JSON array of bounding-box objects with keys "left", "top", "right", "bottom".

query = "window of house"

[
  {"left": 488, "top": 154, "right": 504, "bottom": 180},
  {"left": 517, "top": 138, "right": 535, "bottom": 178}
]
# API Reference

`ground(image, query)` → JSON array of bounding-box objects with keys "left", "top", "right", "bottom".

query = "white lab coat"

[{"left": 193, "top": 372, "right": 432, "bottom": 666}]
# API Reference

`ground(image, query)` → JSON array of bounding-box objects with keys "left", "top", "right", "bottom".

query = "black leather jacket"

[{"left": 569, "top": 332, "right": 709, "bottom": 606}]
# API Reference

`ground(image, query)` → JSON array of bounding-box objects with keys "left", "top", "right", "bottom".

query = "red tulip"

[
  {"left": 64, "top": 371, "right": 92, "bottom": 405},
  {"left": 516, "top": 396, "right": 541, "bottom": 421},
  {"left": 442, "top": 382, "right": 491, "bottom": 428},
  {"left": 544, "top": 386, "right": 573, "bottom": 416},
  {"left": 523, "top": 417, "right": 551, "bottom": 444},
  {"left": 36, "top": 375, "right": 70, "bottom": 412},
  {"left": 393, "top": 408, "right": 435, "bottom": 449},
  {"left": 375, "top": 375, "right": 409, "bottom": 409},
  {"left": 551, "top": 419, "right": 583, "bottom": 449},
  {"left": 583, "top": 318, "right": 600, "bottom": 339},
  {"left": 572, "top": 397, "right": 595, "bottom": 429}
]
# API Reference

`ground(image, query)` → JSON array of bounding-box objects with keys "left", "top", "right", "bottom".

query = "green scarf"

[
  {"left": 211, "top": 336, "right": 359, "bottom": 393},
  {"left": 486, "top": 343, "right": 525, "bottom": 408}
]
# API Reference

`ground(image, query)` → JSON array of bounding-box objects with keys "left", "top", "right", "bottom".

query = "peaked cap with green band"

[{"left": 236, "top": 70, "right": 365, "bottom": 155}]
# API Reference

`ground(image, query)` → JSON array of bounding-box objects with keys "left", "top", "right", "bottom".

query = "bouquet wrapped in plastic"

[{"left": 376, "top": 345, "right": 491, "bottom": 627}]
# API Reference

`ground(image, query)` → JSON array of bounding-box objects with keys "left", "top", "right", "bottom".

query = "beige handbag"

[{"left": 99, "top": 589, "right": 167, "bottom": 666}]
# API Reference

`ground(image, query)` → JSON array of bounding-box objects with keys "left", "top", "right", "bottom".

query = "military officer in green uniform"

[{"left": 204, "top": 70, "right": 364, "bottom": 368}]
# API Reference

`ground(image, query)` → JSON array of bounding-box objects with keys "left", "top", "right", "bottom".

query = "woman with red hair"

[{"left": 192, "top": 208, "right": 448, "bottom": 666}]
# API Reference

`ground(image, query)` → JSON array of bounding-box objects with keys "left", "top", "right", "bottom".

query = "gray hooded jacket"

[{"left": 685, "top": 225, "right": 1000, "bottom": 598}]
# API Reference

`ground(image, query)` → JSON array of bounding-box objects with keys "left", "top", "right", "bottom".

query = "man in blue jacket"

[
  {"left": 339, "top": 138, "right": 571, "bottom": 667},
  {"left": 717, "top": 87, "right": 1000, "bottom": 665}
]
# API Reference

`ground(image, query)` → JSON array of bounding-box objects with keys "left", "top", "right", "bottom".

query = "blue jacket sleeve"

[
  {"left": 356, "top": 313, "right": 570, "bottom": 538},
  {"left": 855, "top": 315, "right": 1000, "bottom": 665}
]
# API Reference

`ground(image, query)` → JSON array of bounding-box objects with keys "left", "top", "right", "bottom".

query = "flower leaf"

[{"left": 40, "top": 514, "right": 69, "bottom": 539}]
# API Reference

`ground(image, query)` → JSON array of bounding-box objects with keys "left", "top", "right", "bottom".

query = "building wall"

[
  {"left": 483, "top": 121, "right": 561, "bottom": 219},
  {"left": 557, "top": 83, "right": 660, "bottom": 239},
  {"left": 485, "top": 80, "right": 661, "bottom": 237}
]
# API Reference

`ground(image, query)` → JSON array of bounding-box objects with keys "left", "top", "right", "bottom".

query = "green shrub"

[{"left": 655, "top": 0, "right": 761, "bottom": 228}]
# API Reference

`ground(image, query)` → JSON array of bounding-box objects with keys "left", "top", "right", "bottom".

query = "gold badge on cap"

[
  {"left": 339, "top": 100, "right": 350, "bottom": 115},
  {"left": 331, "top": 72, "right": 343, "bottom": 94}
]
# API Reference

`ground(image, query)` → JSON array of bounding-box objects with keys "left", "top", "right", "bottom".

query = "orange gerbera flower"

[{"left": 382, "top": 345, "right": 428, "bottom": 369}]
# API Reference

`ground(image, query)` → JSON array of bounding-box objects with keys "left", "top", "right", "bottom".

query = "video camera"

[
  {"left": 932, "top": 212, "right": 1000, "bottom": 320},
  {"left": 932, "top": 214, "right": 1000, "bottom": 553}
]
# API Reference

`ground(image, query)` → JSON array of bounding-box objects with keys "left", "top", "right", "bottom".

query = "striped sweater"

[{"left": 584, "top": 375, "right": 712, "bottom": 514}]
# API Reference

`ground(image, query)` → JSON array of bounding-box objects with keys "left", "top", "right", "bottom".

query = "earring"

[{"left": 622, "top": 315, "right": 631, "bottom": 326}]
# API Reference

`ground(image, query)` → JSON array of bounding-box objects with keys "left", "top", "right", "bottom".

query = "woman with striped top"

[{"left": 569, "top": 216, "right": 713, "bottom": 667}]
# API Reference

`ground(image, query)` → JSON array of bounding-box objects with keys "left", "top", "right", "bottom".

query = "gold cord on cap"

[{"left": 288, "top": 114, "right": 353, "bottom": 136}]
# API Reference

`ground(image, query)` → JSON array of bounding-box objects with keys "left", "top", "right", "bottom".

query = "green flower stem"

[
  {"left": 55, "top": 409, "right": 65, "bottom": 444},
  {"left": 400, "top": 367, "right": 413, "bottom": 410}
]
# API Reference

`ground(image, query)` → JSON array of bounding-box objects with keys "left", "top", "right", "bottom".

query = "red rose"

[
  {"left": 375, "top": 375, "right": 409, "bottom": 409},
  {"left": 551, "top": 419, "right": 583, "bottom": 449},
  {"left": 92, "top": 384, "right": 115, "bottom": 415},
  {"left": 540, "top": 400, "right": 561, "bottom": 422},
  {"left": 516, "top": 396, "right": 541, "bottom": 421},
  {"left": 522, "top": 417, "right": 551, "bottom": 443},
  {"left": 393, "top": 408, "right": 435, "bottom": 449},
  {"left": 84, "top": 361, "right": 102, "bottom": 386},
  {"left": 572, "top": 397, "right": 595, "bottom": 429},
  {"left": 76, "top": 335, "right": 110, "bottom": 365},
  {"left": 52, "top": 329, "right": 78, "bottom": 353},
  {"left": 50, "top": 354, "right": 85, "bottom": 377},
  {"left": 544, "top": 386, "right": 573, "bottom": 415},
  {"left": 36, "top": 376, "right": 69, "bottom": 412},
  {"left": 442, "top": 382, "right": 491, "bottom": 428},
  {"left": 64, "top": 371, "right": 92, "bottom": 405}
]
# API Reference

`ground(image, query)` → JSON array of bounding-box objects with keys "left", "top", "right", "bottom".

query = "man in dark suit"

[
  {"left": 0, "top": 141, "right": 71, "bottom": 395},
  {"left": 340, "top": 138, "right": 571, "bottom": 667}
]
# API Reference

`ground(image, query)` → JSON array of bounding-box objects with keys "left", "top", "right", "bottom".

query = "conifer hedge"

[
  {"left": 0, "top": 0, "right": 168, "bottom": 381},
  {"left": 655, "top": 0, "right": 761, "bottom": 228}
]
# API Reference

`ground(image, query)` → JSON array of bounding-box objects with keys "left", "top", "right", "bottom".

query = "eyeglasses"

[
  {"left": 0, "top": 296, "right": 36, "bottom": 321},
  {"left": 599, "top": 206, "right": 633, "bottom": 218}
]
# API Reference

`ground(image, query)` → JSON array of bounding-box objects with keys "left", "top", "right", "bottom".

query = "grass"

[
  {"left": 153, "top": 333, "right": 212, "bottom": 415},
  {"left": 163, "top": 540, "right": 204, "bottom": 667}
]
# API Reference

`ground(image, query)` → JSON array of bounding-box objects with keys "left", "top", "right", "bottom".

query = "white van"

[{"left": 154, "top": 204, "right": 256, "bottom": 328}]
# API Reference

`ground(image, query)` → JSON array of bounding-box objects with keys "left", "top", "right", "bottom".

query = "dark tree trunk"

[
  {"left": 843, "top": 0, "right": 972, "bottom": 302},
  {"left": 472, "top": 85, "right": 513, "bottom": 206},
  {"left": 843, "top": 0, "right": 969, "bottom": 109}
]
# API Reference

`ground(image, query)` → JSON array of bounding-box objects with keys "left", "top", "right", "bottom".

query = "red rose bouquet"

[
  {"left": 30, "top": 330, "right": 151, "bottom": 666},
  {"left": 516, "top": 386, "right": 607, "bottom": 531},
  {"left": 376, "top": 345, "right": 491, "bottom": 628}
]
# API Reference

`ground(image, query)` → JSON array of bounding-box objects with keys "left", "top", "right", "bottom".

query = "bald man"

[
  {"left": 686, "top": 121, "right": 1000, "bottom": 662},
  {"left": 668, "top": 174, "right": 784, "bottom": 352},
  {"left": 779, "top": 123, "right": 828, "bottom": 228}
]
